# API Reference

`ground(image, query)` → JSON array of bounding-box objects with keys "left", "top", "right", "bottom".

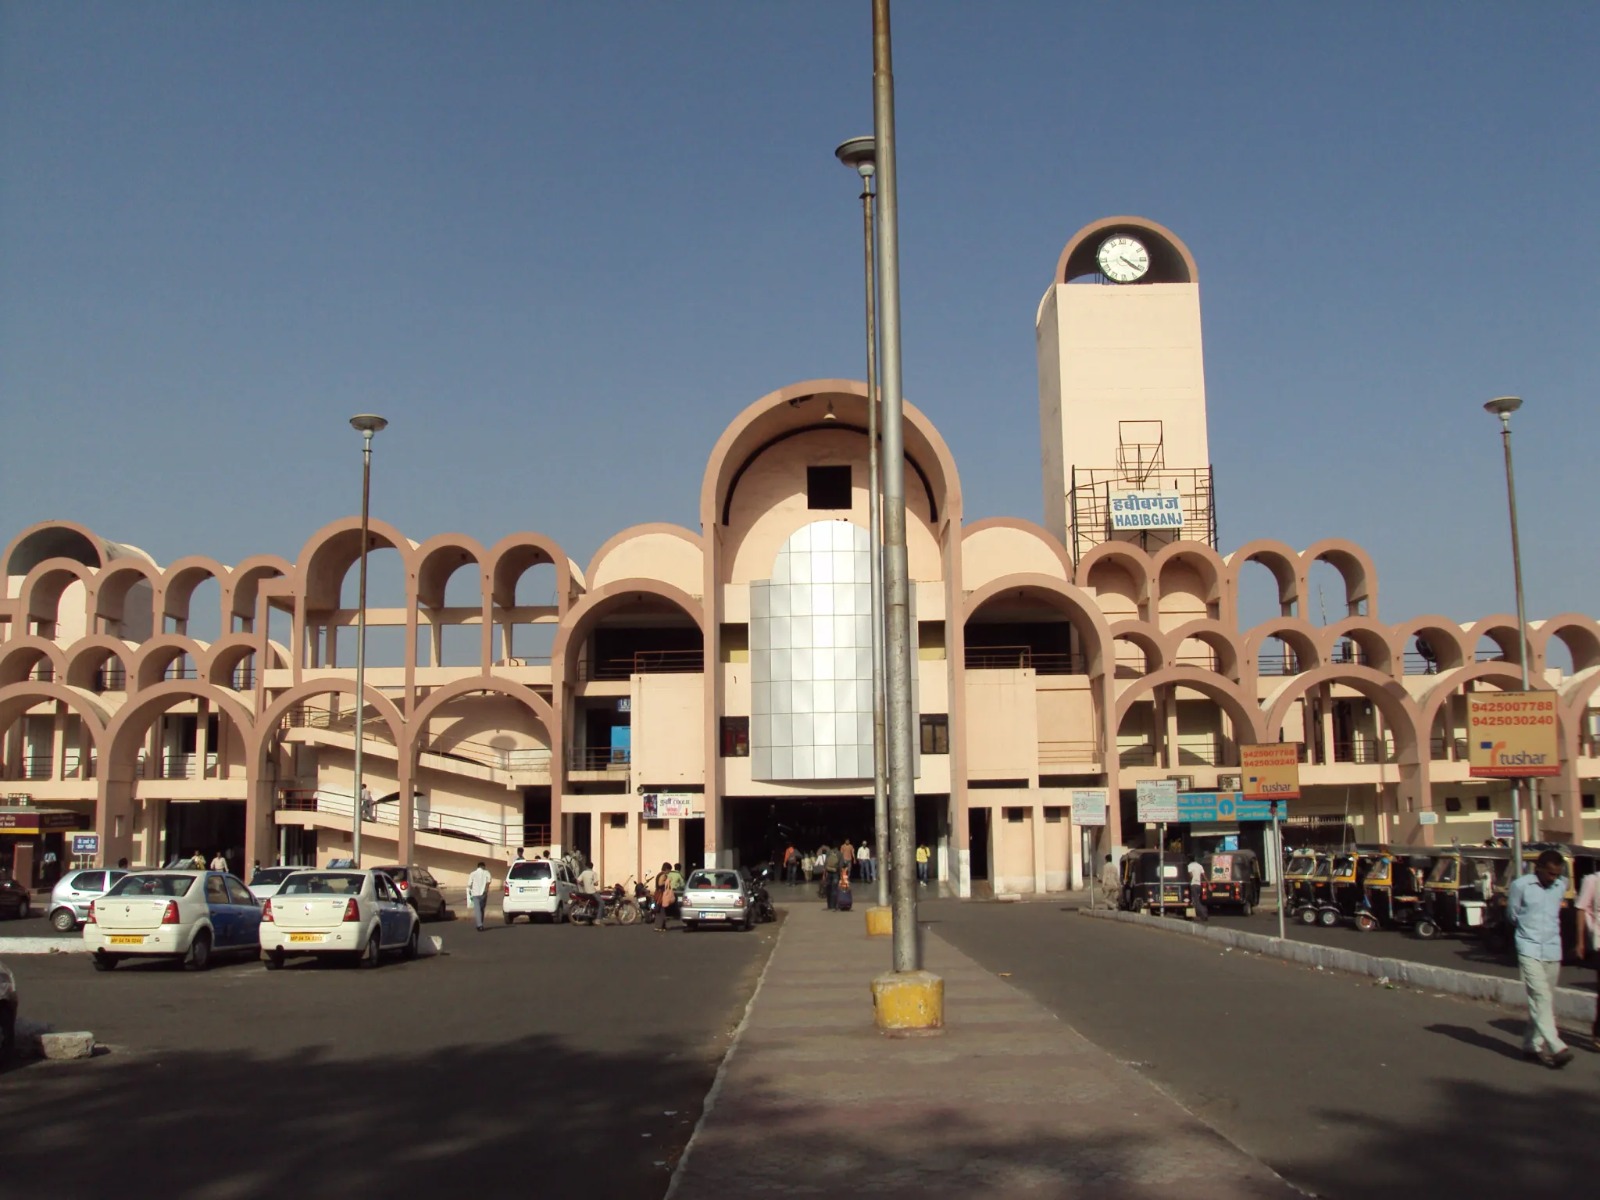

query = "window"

[
  {"left": 721, "top": 716, "right": 750, "bottom": 757},
  {"left": 1003, "top": 807, "right": 1027, "bottom": 823},
  {"left": 920, "top": 714, "right": 949, "bottom": 755},
  {"left": 609, "top": 813, "right": 629, "bottom": 829},
  {"left": 647, "top": 819, "right": 668, "bottom": 830},
  {"left": 1583, "top": 794, "right": 1596, "bottom": 811},
  {"left": 1445, "top": 797, "right": 1462, "bottom": 813},
  {"left": 807, "top": 465, "right": 852, "bottom": 510},
  {"left": 1044, "top": 807, "right": 1064, "bottom": 823},
  {"left": 1475, "top": 796, "right": 1491, "bottom": 812},
  {"left": 225, "top": 878, "right": 255, "bottom": 906}
]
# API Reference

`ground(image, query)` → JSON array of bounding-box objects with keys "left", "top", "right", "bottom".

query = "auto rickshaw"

[
  {"left": 1117, "top": 849, "right": 1193, "bottom": 916},
  {"left": 1284, "top": 850, "right": 1327, "bottom": 921},
  {"left": 1201, "top": 850, "right": 1263, "bottom": 915},
  {"left": 1312, "top": 846, "right": 1384, "bottom": 927},
  {"left": 1412, "top": 845, "right": 1505, "bottom": 940},
  {"left": 1354, "top": 849, "right": 1431, "bottom": 932}
]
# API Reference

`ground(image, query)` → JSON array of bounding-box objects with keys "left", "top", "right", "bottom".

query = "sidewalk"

[{"left": 668, "top": 903, "right": 1296, "bottom": 1199}]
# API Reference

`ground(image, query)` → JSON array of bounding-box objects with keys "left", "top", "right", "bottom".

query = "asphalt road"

[
  {"left": 0, "top": 909, "right": 777, "bottom": 1200},
  {"left": 924, "top": 898, "right": 1600, "bottom": 1199}
]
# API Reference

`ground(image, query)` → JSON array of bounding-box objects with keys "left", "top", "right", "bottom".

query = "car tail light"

[
  {"left": 396, "top": 878, "right": 409, "bottom": 892},
  {"left": 261, "top": 899, "right": 274, "bottom": 923},
  {"left": 87, "top": 900, "right": 96, "bottom": 924},
  {"left": 343, "top": 898, "right": 361, "bottom": 922},
  {"left": 735, "top": 895, "right": 746, "bottom": 907},
  {"left": 162, "top": 901, "right": 180, "bottom": 925},
  {"left": 503, "top": 883, "right": 510, "bottom": 896}
]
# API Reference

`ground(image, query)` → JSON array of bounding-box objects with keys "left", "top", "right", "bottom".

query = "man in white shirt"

[
  {"left": 857, "top": 841, "right": 874, "bottom": 884},
  {"left": 466, "top": 861, "right": 492, "bottom": 931},
  {"left": 1187, "top": 857, "right": 1208, "bottom": 921},
  {"left": 209, "top": 851, "right": 228, "bottom": 872}
]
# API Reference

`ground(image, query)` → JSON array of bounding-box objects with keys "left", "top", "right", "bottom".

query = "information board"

[
  {"left": 1069, "top": 788, "right": 1108, "bottom": 827},
  {"left": 1240, "top": 743, "right": 1302, "bottom": 800},
  {"left": 1466, "top": 691, "right": 1560, "bottom": 778},
  {"left": 1135, "top": 779, "right": 1179, "bottom": 823}
]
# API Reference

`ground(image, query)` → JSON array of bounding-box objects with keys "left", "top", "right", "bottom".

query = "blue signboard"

[
  {"left": 72, "top": 833, "right": 100, "bottom": 856},
  {"left": 1176, "top": 792, "right": 1279, "bottom": 823},
  {"left": 1491, "top": 818, "right": 1516, "bottom": 840}
]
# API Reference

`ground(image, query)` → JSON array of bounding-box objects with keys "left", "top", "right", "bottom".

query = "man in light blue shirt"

[{"left": 1505, "top": 849, "right": 1572, "bottom": 1068}]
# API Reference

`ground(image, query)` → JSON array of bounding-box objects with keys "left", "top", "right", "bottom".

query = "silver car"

[{"left": 48, "top": 868, "right": 130, "bottom": 932}]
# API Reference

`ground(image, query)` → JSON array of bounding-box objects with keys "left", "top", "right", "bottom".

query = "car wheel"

[
  {"left": 359, "top": 928, "right": 383, "bottom": 969},
  {"left": 403, "top": 924, "right": 419, "bottom": 961},
  {"left": 503, "top": 910, "right": 514, "bottom": 925},
  {"left": 92, "top": 952, "right": 119, "bottom": 972},
  {"left": 436, "top": 898, "right": 449, "bottom": 921},
  {"left": 185, "top": 931, "right": 213, "bottom": 971},
  {"left": 682, "top": 921, "right": 696, "bottom": 932},
  {"left": 0, "top": 1003, "right": 14, "bottom": 1063},
  {"left": 51, "top": 907, "right": 77, "bottom": 933},
  {"left": 554, "top": 901, "right": 568, "bottom": 925},
  {"left": 264, "top": 949, "right": 286, "bottom": 971}
]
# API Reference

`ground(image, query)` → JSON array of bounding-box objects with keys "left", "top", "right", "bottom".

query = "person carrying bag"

[{"left": 653, "top": 861, "right": 675, "bottom": 933}]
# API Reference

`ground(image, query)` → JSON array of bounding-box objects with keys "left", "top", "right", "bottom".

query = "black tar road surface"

[
  {"left": 0, "top": 914, "right": 776, "bottom": 1200},
  {"left": 924, "top": 899, "right": 1598, "bottom": 1199}
]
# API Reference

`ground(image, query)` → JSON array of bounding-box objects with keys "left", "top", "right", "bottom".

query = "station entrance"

[{"left": 723, "top": 795, "right": 875, "bottom": 868}]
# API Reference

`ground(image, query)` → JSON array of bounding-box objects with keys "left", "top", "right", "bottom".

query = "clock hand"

[{"left": 1120, "top": 256, "right": 1140, "bottom": 271}]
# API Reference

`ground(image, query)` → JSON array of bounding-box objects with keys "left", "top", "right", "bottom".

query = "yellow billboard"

[
  {"left": 1466, "top": 691, "right": 1560, "bottom": 778},
  {"left": 1240, "top": 743, "right": 1301, "bottom": 801}
]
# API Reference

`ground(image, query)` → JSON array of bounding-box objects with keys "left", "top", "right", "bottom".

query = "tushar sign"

[
  {"left": 1466, "top": 691, "right": 1560, "bottom": 778},
  {"left": 1240, "top": 743, "right": 1301, "bottom": 801}
]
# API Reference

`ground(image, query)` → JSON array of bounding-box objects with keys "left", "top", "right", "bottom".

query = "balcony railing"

[
  {"left": 163, "top": 663, "right": 197, "bottom": 681},
  {"left": 1331, "top": 739, "right": 1396, "bottom": 765},
  {"left": 571, "top": 747, "right": 630, "bottom": 771},
  {"left": 229, "top": 668, "right": 255, "bottom": 691},
  {"left": 1429, "top": 736, "right": 1470, "bottom": 760},
  {"left": 964, "top": 646, "right": 1085, "bottom": 675},
  {"left": 1038, "top": 740, "right": 1100, "bottom": 766},
  {"left": 1257, "top": 655, "right": 1303, "bottom": 677},
  {"left": 95, "top": 666, "right": 127, "bottom": 692},
  {"left": 580, "top": 649, "right": 703, "bottom": 681},
  {"left": 29, "top": 665, "right": 55, "bottom": 683},
  {"left": 143, "top": 753, "right": 220, "bottom": 780},
  {"left": 283, "top": 788, "right": 526, "bottom": 848}
]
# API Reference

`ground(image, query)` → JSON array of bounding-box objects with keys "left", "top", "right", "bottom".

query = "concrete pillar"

[{"left": 1032, "top": 798, "right": 1048, "bottom": 895}]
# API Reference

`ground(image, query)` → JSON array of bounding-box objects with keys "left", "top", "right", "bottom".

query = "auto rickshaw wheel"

[
  {"left": 1136, "top": 901, "right": 1151, "bottom": 916},
  {"left": 1318, "top": 908, "right": 1339, "bottom": 927},
  {"left": 1297, "top": 906, "right": 1318, "bottom": 926},
  {"left": 1414, "top": 918, "right": 1439, "bottom": 940},
  {"left": 1240, "top": 901, "right": 1253, "bottom": 917},
  {"left": 1355, "top": 912, "right": 1379, "bottom": 933}
]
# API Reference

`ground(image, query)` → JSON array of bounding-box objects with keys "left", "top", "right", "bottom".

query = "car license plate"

[
  {"left": 701, "top": 911, "right": 725, "bottom": 920},
  {"left": 109, "top": 935, "right": 145, "bottom": 945},
  {"left": 289, "top": 933, "right": 325, "bottom": 943}
]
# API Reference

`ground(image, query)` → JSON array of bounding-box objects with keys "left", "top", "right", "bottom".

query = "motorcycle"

[
  {"left": 747, "top": 864, "right": 778, "bottom": 924},
  {"left": 570, "top": 881, "right": 643, "bottom": 926}
]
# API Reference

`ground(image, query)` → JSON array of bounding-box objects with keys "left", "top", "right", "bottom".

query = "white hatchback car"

[
  {"left": 259, "top": 869, "right": 419, "bottom": 969},
  {"left": 501, "top": 859, "right": 576, "bottom": 923}
]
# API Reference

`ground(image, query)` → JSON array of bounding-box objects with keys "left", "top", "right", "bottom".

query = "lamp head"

[
  {"left": 834, "top": 136, "right": 876, "bottom": 180},
  {"left": 1483, "top": 396, "right": 1522, "bottom": 418},
  {"left": 822, "top": 400, "right": 838, "bottom": 422},
  {"left": 350, "top": 413, "right": 389, "bottom": 436}
]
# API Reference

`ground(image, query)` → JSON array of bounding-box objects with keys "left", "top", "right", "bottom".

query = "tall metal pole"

[
  {"left": 835, "top": 135, "right": 890, "bottom": 912},
  {"left": 1485, "top": 397, "right": 1532, "bottom": 872},
  {"left": 872, "top": 0, "right": 918, "bottom": 972},
  {"left": 349, "top": 413, "right": 387, "bottom": 867}
]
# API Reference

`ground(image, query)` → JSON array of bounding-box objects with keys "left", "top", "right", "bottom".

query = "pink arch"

[
  {"left": 585, "top": 523, "right": 704, "bottom": 590},
  {"left": 129, "top": 634, "right": 205, "bottom": 692},
  {"left": 17, "top": 559, "right": 95, "bottom": 625},
  {"left": 298, "top": 517, "right": 416, "bottom": 610},
  {"left": 104, "top": 680, "right": 257, "bottom": 769},
  {"left": 410, "top": 676, "right": 557, "bottom": 746},
  {"left": 963, "top": 574, "right": 1113, "bottom": 677},
  {"left": 487, "top": 532, "right": 579, "bottom": 615},
  {"left": 1151, "top": 541, "right": 1226, "bottom": 609},
  {"left": 551, "top": 580, "right": 708, "bottom": 685},
  {"left": 1535, "top": 614, "right": 1600, "bottom": 674},
  {"left": 1392, "top": 617, "right": 1471, "bottom": 672},
  {"left": 1166, "top": 619, "right": 1242, "bottom": 678},
  {"left": 252, "top": 679, "right": 407, "bottom": 769},
  {"left": 1261, "top": 666, "right": 1422, "bottom": 758},
  {"left": 0, "top": 636, "right": 68, "bottom": 687},
  {"left": 0, "top": 681, "right": 110, "bottom": 744},
  {"left": 415, "top": 534, "right": 488, "bottom": 609},
  {"left": 63, "top": 636, "right": 134, "bottom": 690},
  {"left": 1113, "top": 666, "right": 1262, "bottom": 744}
]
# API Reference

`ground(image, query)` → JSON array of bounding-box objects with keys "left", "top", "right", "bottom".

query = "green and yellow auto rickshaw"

[{"left": 1412, "top": 845, "right": 1505, "bottom": 940}]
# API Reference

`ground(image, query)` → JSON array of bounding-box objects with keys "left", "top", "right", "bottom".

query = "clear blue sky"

[{"left": 3, "top": 1, "right": 1595, "bottom": 630}]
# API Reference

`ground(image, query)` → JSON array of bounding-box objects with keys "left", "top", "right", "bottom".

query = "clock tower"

[{"left": 1037, "top": 216, "right": 1214, "bottom": 562}]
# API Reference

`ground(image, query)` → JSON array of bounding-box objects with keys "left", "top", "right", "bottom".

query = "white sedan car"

[
  {"left": 259, "top": 869, "right": 419, "bottom": 969},
  {"left": 85, "top": 871, "right": 263, "bottom": 971}
]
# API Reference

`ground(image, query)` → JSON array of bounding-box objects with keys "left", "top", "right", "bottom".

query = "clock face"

[{"left": 1096, "top": 235, "right": 1150, "bottom": 283}]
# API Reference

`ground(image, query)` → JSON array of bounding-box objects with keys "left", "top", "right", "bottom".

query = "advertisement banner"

[
  {"left": 1240, "top": 743, "right": 1301, "bottom": 801},
  {"left": 1466, "top": 691, "right": 1560, "bottom": 778},
  {"left": 1109, "top": 489, "right": 1184, "bottom": 531},
  {"left": 1135, "top": 779, "right": 1179, "bottom": 823},
  {"left": 1069, "top": 788, "right": 1108, "bottom": 827},
  {"left": 640, "top": 792, "right": 696, "bottom": 819}
]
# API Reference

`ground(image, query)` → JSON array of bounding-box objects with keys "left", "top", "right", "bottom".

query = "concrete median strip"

[
  {"left": 0, "top": 938, "right": 89, "bottom": 954},
  {"left": 1081, "top": 906, "right": 1594, "bottom": 1023}
]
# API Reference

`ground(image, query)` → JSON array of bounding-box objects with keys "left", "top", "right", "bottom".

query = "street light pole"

[
  {"left": 349, "top": 413, "right": 387, "bottom": 867},
  {"left": 1484, "top": 395, "right": 1532, "bottom": 873},
  {"left": 835, "top": 134, "right": 890, "bottom": 912},
  {"left": 871, "top": 0, "right": 919, "bottom": 974}
]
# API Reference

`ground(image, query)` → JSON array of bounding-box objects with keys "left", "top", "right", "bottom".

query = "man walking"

[
  {"left": 466, "top": 860, "right": 492, "bottom": 932},
  {"left": 1101, "top": 853, "right": 1120, "bottom": 908},
  {"left": 916, "top": 843, "right": 930, "bottom": 885},
  {"left": 857, "top": 840, "right": 873, "bottom": 884},
  {"left": 1506, "top": 849, "right": 1573, "bottom": 1068}
]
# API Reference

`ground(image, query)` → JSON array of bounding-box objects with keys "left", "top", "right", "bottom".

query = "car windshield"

[
  {"left": 688, "top": 871, "right": 741, "bottom": 890},
  {"left": 108, "top": 873, "right": 197, "bottom": 898},
  {"left": 1286, "top": 854, "right": 1316, "bottom": 875},
  {"left": 1429, "top": 858, "right": 1459, "bottom": 885},
  {"left": 250, "top": 868, "right": 298, "bottom": 885},
  {"left": 278, "top": 872, "right": 366, "bottom": 896},
  {"left": 508, "top": 862, "right": 551, "bottom": 880}
]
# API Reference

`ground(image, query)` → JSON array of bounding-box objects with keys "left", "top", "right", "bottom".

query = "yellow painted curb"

[
  {"left": 871, "top": 969, "right": 944, "bottom": 1035},
  {"left": 864, "top": 906, "right": 893, "bottom": 937}
]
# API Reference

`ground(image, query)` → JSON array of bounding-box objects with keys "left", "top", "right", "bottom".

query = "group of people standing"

[{"left": 778, "top": 839, "right": 935, "bottom": 898}]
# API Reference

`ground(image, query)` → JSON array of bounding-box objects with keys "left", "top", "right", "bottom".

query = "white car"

[
  {"left": 501, "top": 858, "right": 577, "bottom": 923},
  {"left": 679, "top": 869, "right": 756, "bottom": 931},
  {"left": 85, "top": 871, "right": 263, "bottom": 971},
  {"left": 0, "top": 957, "right": 17, "bottom": 1063},
  {"left": 246, "top": 866, "right": 302, "bottom": 901},
  {"left": 259, "top": 869, "right": 419, "bottom": 969}
]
